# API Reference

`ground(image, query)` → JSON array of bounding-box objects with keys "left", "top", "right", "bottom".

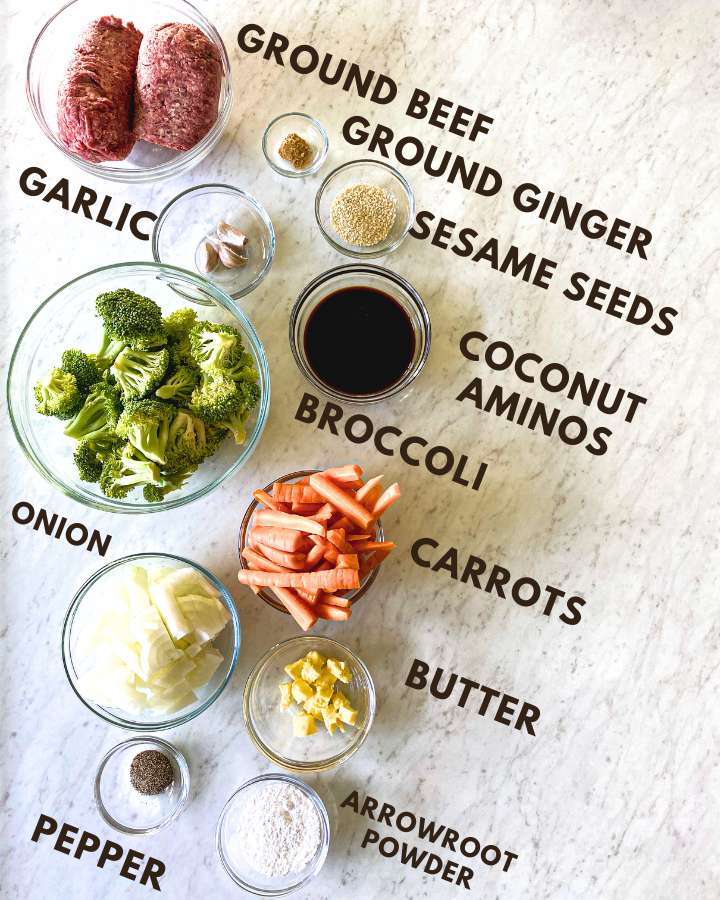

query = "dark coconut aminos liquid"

[{"left": 304, "top": 286, "right": 415, "bottom": 396}]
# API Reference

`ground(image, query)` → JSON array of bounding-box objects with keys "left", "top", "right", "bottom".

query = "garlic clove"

[
  {"left": 216, "top": 222, "right": 248, "bottom": 252},
  {"left": 218, "top": 240, "right": 247, "bottom": 269},
  {"left": 196, "top": 238, "right": 219, "bottom": 274}
]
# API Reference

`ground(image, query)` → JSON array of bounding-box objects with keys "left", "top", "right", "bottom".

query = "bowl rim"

[
  {"left": 94, "top": 735, "right": 190, "bottom": 834},
  {"left": 25, "top": 0, "right": 234, "bottom": 184},
  {"left": 262, "top": 112, "right": 330, "bottom": 178},
  {"left": 242, "top": 635, "right": 376, "bottom": 773},
  {"left": 6, "top": 260, "right": 271, "bottom": 514},
  {"left": 61, "top": 552, "right": 241, "bottom": 730},
  {"left": 288, "top": 262, "right": 432, "bottom": 404},
  {"left": 314, "top": 158, "right": 416, "bottom": 258},
  {"left": 237, "top": 467, "right": 384, "bottom": 615},
  {"left": 216, "top": 772, "right": 330, "bottom": 895},
  {"left": 151, "top": 183, "right": 277, "bottom": 299}
]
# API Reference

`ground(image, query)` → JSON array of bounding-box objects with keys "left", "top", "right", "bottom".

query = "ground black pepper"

[{"left": 129, "top": 750, "right": 174, "bottom": 795}]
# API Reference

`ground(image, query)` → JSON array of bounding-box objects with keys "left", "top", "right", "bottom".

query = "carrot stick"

[
  {"left": 316, "top": 602, "right": 352, "bottom": 621},
  {"left": 309, "top": 474, "right": 374, "bottom": 531},
  {"left": 242, "top": 546, "right": 291, "bottom": 573},
  {"left": 347, "top": 533, "right": 372, "bottom": 542},
  {"left": 319, "top": 592, "right": 352, "bottom": 608},
  {"left": 314, "top": 561, "right": 333, "bottom": 571},
  {"left": 237, "top": 567, "right": 360, "bottom": 592},
  {"left": 331, "top": 515, "right": 354, "bottom": 532},
  {"left": 253, "top": 489, "right": 285, "bottom": 511},
  {"left": 359, "top": 547, "right": 391, "bottom": 578},
  {"left": 271, "top": 587, "right": 317, "bottom": 631},
  {"left": 291, "top": 502, "right": 322, "bottom": 515},
  {"left": 336, "top": 553, "right": 359, "bottom": 570},
  {"left": 253, "top": 543, "right": 308, "bottom": 571},
  {"left": 249, "top": 526, "right": 308, "bottom": 553},
  {"left": 356, "top": 475, "right": 384, "bottom": 510},
  {"left": 310, "top": 503, "right": 335, "bottom": 522},
  {"left": 323, "top": 464, "right": 363, "bottom": 483},
  {"left": 371, "top": 483, "right": 401, "bottom": 517},
  {"left": 326, "top": 528, "right": 347, "bottom": 551},
  {"left": 254, "top": 508, "right": 326, "bottom": 536},
  {"left": 323, "top": 546, "right": 339, "bottom": 564},
  {"left": 350, "top": 541, "right": 396, "bottom": 553},
  {"left": 306, "top": 544, "right": 325, "bottom": 567},
  {"left": 272, "top": 483, "right": 324, "bottom": 504}
]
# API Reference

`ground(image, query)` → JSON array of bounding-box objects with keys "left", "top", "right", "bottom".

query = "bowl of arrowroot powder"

[
  {"left": 216, "top": 773, "right": 330, "bottom": 895},
  {"left": 315, "top": 159, "right": 415, "bottom": 258}
]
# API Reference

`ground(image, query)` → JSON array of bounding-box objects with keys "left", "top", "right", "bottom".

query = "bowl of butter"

[{"left": 243, "top": 636, "right": 375, "bottom": 772}]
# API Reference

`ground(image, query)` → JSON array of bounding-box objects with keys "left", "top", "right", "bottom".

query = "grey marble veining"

[{"left": 1, "top": 1, "right": 719, "bottom": 898}]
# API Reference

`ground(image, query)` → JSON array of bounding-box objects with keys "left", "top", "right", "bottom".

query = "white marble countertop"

[{"left": 1, "top": 1, "right": 719, "bottom": 898}]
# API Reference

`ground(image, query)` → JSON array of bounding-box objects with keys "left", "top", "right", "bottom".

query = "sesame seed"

[{"left": 330, "top": 183, "right": 397, "bottom": 246}]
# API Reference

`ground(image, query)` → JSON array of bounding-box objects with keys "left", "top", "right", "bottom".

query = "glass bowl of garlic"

[{"left": 152, "top": 184, "right": 276, "bottom": 303}]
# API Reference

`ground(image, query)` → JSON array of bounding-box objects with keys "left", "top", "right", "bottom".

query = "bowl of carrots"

[{"left": 237, "top": 465, "right": 400, "bottom": 631}]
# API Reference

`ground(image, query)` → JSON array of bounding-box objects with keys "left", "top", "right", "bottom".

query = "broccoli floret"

[
  {"left": 188, "top": 374, "right": 242, "bottom": 423},
  {"left": 159, "top": 462, "right": 198, "bottom": 493},
  {"left": 164, "top": 308, "right": 198, "bottom": 342},
  {"left": 116, "top": 400, "right": 174, "bottom": 465},
  {"left": 95, "top": 289, "right": 167, "bottom": 350},
  {"left": 165, "top": 409, "right": 211, "bottom": 469},
  {"left": 33, "top": 368, "right": 82, "bottom": 419},
  {"left": 111, "top": 347, "right": 169, "bottom": 400},
  {"left": 99, "top": 443, "right": 163, "bottom": 500},
  {"left": 93, "top": 332, "right": 127, "bottom": 371},
  {"left": 220, "top": 350, "right": 258, "bottom": 383},
  {"left": 189, "top": 321, "right": 246, "bottom": 372},
  {"left": 63, "top": 381, "right": 121, "bottom": 441},
  {"left": 155, "top": 366, "right": 199, "bottom": 403},
  {"left": 73, "top": 440, "right": 104, "bottom": 483},
  {"left": 143, "top": 484, "right": 166, "bottom": 502},
  {"left": 217, "top": 405, "right": 250, "bottom": 444},
  {"left": 61, "top": 349, "right": 101, "bottom": 397}
]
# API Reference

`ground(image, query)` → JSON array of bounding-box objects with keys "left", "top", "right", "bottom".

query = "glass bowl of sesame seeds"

[{"left": 315, "top": 159, "right": 415, "bottom": 258}]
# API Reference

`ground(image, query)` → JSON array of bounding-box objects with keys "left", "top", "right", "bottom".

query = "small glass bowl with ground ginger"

[
  {"left": 315, "top": 159, "right": 415, "bottom": 258},
  {"left": 262, "top": 113, "right": 329, "bottom": 178}
]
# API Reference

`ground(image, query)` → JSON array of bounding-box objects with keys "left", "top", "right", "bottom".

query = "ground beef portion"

[
  {"left": 57, "top": 16, "right": 142, "bottom": 163},
  {"left": 134, "top": 24, "right": 222, "bottom": 152}
]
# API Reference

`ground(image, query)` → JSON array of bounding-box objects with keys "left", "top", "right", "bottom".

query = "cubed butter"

[
  {"left": 284, "top": 659, "right": 305, "bottom": 680},
  {"left": 305, "top": 650, "right": 326, "bottom": 669},
  {"left": 314, "top": 666, "right": 337, "bottom": 689},
  {"left": 291, "top": 678, "right": 314, "bottom": 703},
  {"left": 279, "top": 682, "right": 293, "bottom": 709},
  {"left": 293, "top": 713, "right": 317, "bottom": 736},
  {"left": 327, "top": 658, "right": 352, "bottom": 683},
  {"left": 301, "top": 660, "right": 323, "bottom": 683},
  {"left": 337, "top": 704, "right": 358, "bottom": 726}
]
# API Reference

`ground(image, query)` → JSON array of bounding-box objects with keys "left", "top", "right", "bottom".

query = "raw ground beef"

[
  {"left": 57, "top": 16, "right": 142, "bottom": 163},
  {"left": 134, "top": 23, "right": 222, "bottom": 152}
]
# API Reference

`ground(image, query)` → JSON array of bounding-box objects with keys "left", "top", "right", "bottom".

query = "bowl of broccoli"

[{"left": 7, "top": 262, "right": 270, "bottom": 513}]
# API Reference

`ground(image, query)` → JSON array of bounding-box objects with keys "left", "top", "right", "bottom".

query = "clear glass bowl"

[
  {"left": 95, "top": 736, "right": 190, "bottom": 834},
  {"left": 152, "top": 185, "right": 276, "bottom": 301},
  {"left": 315, "top": 159, "right": 415, "bottom": 257},
  {"left": 289, "top": 264, "right": 431, "bottom": 404},
  {"left": 62, "top": 553, "right": 241, "bottom": 730},
  {"left": 26, "top": 0, "right": 233, "bottom": 184},
  {"left": 243, "top": 636, "right": 375, "bottom": 772},
  {"left": 217, "top": 773, "right": 330, "bottom": 895},
  {"left": 7, "top": 261, "right": 270, "bottom": 514},
  {"left": 237, "top": 468, "right": 384, "bottom": 615},
  {"left": 262, "top": 113, "right": 329, "bottom": 178}
]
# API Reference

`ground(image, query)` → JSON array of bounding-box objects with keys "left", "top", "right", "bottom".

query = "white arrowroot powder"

[{"left": 232, "top": 781, "right": 322, "bottom": 878}]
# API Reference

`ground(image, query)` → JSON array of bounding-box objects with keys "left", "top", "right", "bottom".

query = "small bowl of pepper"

[
  {"left": 94, "top": 736, "right": 190, "bottom": 835},
  {"left": 262, "top": 112, "right": 329, "bottom": 178}
]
